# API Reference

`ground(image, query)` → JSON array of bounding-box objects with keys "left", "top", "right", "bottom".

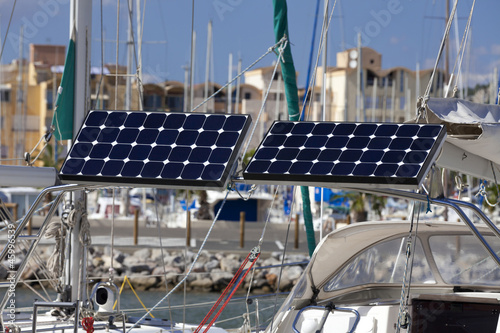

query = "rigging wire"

[
  {"left": 423, "top": 0, "right": 459, "bottom": 100},
  {"left": 0, "top": 0, "right": 17, "bottom": 62},
  {"left": 451, "top": 0, "right": 475, "bottom": 96},
  {"left": 114, "top": 0, "right": 120, "bottom": 110},
  {"left": 190, "top": 37, "right": 287, "bottom": 113},
  {"left": 127, "top": 190, "right": 232, "bottom": 332},
  {"left": 92, "top": 0, "right": 106, "bottom": 109},
  {"left": 301, "top": 0, "right": 338, "bottom": 122}
]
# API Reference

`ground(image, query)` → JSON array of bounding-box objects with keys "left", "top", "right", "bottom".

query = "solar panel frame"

[
  {"left": 59, "top": 110, "right": 252, "bottom": 189},
  {"left": 243, "top": 121, "right": 446, "bottom": 190}
]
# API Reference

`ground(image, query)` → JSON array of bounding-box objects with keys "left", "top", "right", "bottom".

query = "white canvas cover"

[{"left": 419, "top": 98, "right": 500, "bottom": 179}]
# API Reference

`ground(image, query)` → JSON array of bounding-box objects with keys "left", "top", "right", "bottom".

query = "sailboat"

[{"left": 2, "top": 0, "right": 500, "bottom": 332}]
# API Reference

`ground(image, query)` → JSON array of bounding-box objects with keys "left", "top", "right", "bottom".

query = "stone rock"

[
  {"left": 190, "top": 277, "right": 213, "bottom": 291},
  {"left": 115, "top": 253, "right": 126, "bottom": 264},
  {"left": 220, "top": 257, "right": 240, "bottom": 273},
  {"left": 130, "top": 264, "right": 152, "bottom": 273},
  {"left": 285, "top": 266, "right": 303, "bottom": 281},
  {"left": 152, "top": 265, "right": 180, "bottom": 276},
  {"left": 128, "top": 276, "right": 158, "bottom": 290},
  {"left": 211, "top": 269, "right": 234, "bottom": 289},
  {"left": 133, "top": 248, "right": 151, "bottom": 261},
  {"left": 265, "top": 273, "right": 278, "bottom": 288},
  {"left": 204, "top": 259, "right": 219, "bottom": 272},
  {"left": 192, "top": 262, "right": 206, "bottom": 273}
]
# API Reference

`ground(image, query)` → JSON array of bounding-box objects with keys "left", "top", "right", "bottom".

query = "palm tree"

[{"left": 335, "top": 191, "right": 386, "bottom": 222}]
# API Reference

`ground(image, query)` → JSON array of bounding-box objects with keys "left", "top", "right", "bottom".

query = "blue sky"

[{"left": 0, "top": 0, "right": 498, "bottom": 88}]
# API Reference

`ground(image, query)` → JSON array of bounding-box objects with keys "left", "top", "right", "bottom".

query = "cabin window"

[
  {"left": 429, "top": 235, "right": 500, "bottom": 286},
  {"left": 323, "top": 236, "right": 435, "bottom": 292}
]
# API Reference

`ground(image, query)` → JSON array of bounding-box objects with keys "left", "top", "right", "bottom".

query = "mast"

[
  {"left": 227, "top": 53, "right": 232, "bottom": 114},
  {"left": 125, "top": 0, "right": 133, "bottom": 110},
  {"left": 235, "top": 57, "right": 242, "bottom": 114},
  {"left": 15, "top": 26, "right": 24, "bottom": 165},
  {"left": 445, "top": 0, "right": 450, "bottom": 80},
  {"left": 69, "top": 0, "right": 92, "bottom": 302},
  {"left": 204, "top": 20, "right": 212, "bottom": 113}
]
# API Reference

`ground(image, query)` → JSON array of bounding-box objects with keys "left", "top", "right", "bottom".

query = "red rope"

[
  {"left": 194, "top": 247, "right": 261, "bottom": 333},
  {"left": 82, "top": 317, "right": 94, "bottom": 333}
]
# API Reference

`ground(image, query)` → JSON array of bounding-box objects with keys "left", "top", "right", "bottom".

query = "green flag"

[
  {"left": 52, "top": 33, "right": 75, "bottom": 141},
  {"left": 273, "top": 0, "right": 316, "bottom": 256}
]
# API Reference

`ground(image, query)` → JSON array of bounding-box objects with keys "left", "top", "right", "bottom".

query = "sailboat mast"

[
  {"left": 125, "top": 0, "right": 133, "bottom": 110},
  {"left": 445, "top": 0, "right": 450, "bottom": 80},
  {"left": 69, "top": 0, "right": 92, "bottom": 302},
  {"left": 228, "top": 53, "right": 232, "bottom": 114},
  {"left": 204, "top": 20, "right": 212, "bottom": 113},
  {"left": 15, "top": 26, "right": 24, "bottom": 165}
]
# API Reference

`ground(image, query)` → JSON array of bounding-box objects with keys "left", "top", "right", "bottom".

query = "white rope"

[
  {"left": 127, "top": 190, "right": 231, "bottom": 332},
  {"left": 45, "top": 220, "right": 67, "bottom": 277}
]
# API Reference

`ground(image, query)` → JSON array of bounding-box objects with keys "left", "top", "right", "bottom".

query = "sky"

[{"left": 0, "top": 0, "right": 499, "bottom": 89}]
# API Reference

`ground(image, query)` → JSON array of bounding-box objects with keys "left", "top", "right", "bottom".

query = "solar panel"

[
  {"left": 243, "top": 121, "right": 446, "bottom": 189},
  {"left": 59, "top": 111, "right": 252, "bottom": 189}
]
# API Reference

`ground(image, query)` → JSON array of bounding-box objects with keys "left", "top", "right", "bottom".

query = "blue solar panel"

[
  {"left": 59, "top": 111, "right": 251, "bottom": 189},
  {"left": 243, "top": 121, "right": 446, "bottom": 189}
]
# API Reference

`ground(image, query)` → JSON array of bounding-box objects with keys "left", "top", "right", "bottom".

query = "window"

[
  {"left": 400, "top": 70, "right": 405, "bottom": 93},
  {"left": 46, "top": 90, "right": 54, "bottom": 110},
  {"left": 166, "top": 95, "right": 183, "bottom": 112},
  {"left": 323, "top": 237, "right": 435, "bottom": 292},
  {"left": 399, "top": 96, "right": 406, "bottom": 110},
  {"left": 143, "top": 94, "right": 162, "bottom": 111},
  {"left": 430, "top": 235, "right": 500, "bottom": 286},
  {"left": 244, "top": 92, "right": 252, "bottom": 100},
  {"left": 386, "top": 97, "right": 392, "bottom": 109},
  {"left": 0, "top": 89, "right": 10, "bottom": 102},
  {"left": 366, "top": 70, "right": 376, "bottom": 86}
]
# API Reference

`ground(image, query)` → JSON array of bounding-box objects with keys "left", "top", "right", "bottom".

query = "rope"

[
  {"left": 190, "top": 37, "right": 287, "bottom": 113},
  {"left": 82, "top": 317, "right": 94, "bottom": 333},
  {"left": 127, "top": 190, "right": 231, "bottom": 332},
  {"left": 194, "top": 247, "right": 261, "bottom": 333},
  {"left": 45, "top": 220, "right": 67, "bottom": 277},
  {"left": 113, "top": 276, "right": 155, "bottom": 318}
]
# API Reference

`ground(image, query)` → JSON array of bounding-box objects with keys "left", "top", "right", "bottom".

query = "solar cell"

[
  {"left": 59, "top": 110, "right": 251, "bottom": 189},
  {"left": 243, "top": 121, "right": 446, "bottom": 189}
]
